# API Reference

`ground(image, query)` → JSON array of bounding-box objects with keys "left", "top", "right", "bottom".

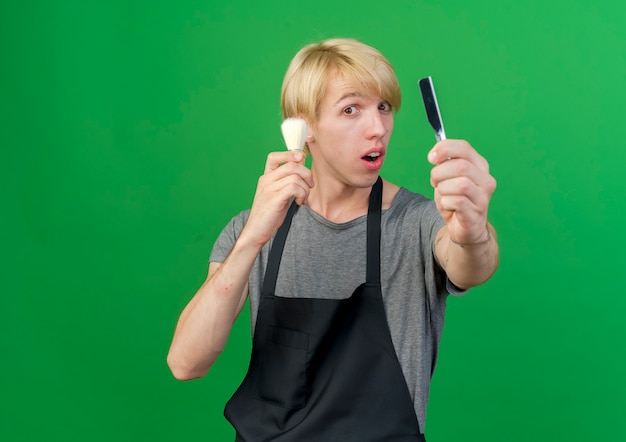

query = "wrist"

[{"left": 449, "top": 225, "right": 491, "bottom": 248}]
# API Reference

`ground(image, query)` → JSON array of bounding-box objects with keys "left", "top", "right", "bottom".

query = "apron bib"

[{"left": 225, "top": 178, "right": 426, "bottom": 441}]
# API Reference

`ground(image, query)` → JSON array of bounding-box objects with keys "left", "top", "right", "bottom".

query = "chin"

[{"left": 351, "top": 173, "right": 380, "bottom": 189}]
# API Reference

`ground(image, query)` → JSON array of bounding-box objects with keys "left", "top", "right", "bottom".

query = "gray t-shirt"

[{"left": 210, "top": 186, "right": 463, "bottom": 431}]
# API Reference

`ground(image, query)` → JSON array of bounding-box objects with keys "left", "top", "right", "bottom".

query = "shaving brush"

[{"left": 280, "top": 118, "right": 309, "bottom": 152}]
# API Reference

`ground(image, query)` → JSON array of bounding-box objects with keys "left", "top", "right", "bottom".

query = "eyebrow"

[{"left": 333, "top": 92, "right": 362, "bottom": 106}]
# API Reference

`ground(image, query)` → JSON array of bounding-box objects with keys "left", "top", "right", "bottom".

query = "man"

[{"left": 167, "top": 38, "right": 499, "bottom": 441}]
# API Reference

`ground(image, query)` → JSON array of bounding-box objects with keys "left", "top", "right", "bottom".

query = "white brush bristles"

[{"left": 281, "top": 118, "right": 308, "bottom": 152}]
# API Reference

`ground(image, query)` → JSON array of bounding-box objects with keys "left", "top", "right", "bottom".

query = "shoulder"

[
  {"left": 230, "top": 209, "right": 251, "bottom": 229},
  {"left": 384, "top": 181, "right": 434, "bottom": 212},
  {"left": 381, "top": 179, "right": 401, "bottom": 210},
  {"left": 382, "top": 178, "right": 431, "bottom": 204},
  {"left": 383, "top": 182, "right": 444, "bottom": 231},
  {"left": 209, "top": 209, "right": 251, "bottom": 263},
  {"left": 217, "top": 209, "right": 251, "bottom": 239}
]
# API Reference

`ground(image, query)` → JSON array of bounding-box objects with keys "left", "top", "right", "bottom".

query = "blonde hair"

[{"left": 280, "top": 38, "right": 402, "bottom": 124}]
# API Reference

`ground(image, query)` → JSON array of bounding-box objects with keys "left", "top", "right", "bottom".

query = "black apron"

[{"left": 225, "top": 177, "right": 426, "bottom": 441}]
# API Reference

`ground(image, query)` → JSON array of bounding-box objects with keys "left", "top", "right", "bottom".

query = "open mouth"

[{"left": 363, "top": 152, "right": 381, "bottom": 162}]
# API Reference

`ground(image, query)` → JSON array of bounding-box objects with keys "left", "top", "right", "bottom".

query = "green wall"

[{"left": 2, "top": 1, "right": 625, "bottom": 440}]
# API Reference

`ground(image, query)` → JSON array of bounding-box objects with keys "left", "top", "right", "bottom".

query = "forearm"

[
  {"left": 435, "top": 224, "right": 499, "bottom": 289},
  {"left": 167, "top": 150, "right": 313, "bottom": 380},
  {"left": 167, "top": 233, "right": 262, "bottom": 380}
]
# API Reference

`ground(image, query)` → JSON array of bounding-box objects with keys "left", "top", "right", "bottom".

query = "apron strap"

[
  {"left": 366, "top": 176, "right": 383, "bottom": 284},
  {"left": 261, "top": 200, "right": 299, "bottom": 295}
]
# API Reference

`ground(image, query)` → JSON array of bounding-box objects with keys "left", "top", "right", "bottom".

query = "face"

[{"left": 307, "top": 73, "right": 395, "bottom": 189}]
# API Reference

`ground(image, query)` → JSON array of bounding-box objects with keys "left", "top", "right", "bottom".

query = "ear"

[
  {"left": 305, "top": 122, "right": 316, "bottom": 143},
  {"left": 297, "top": 114, "right": 315, "bottom": 143}
]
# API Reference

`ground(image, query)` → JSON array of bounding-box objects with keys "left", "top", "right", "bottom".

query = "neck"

[
  {"left": 306, "top": 183, "right": 372, "bottom": 223},
  {"left": 305, "top": 168, "right": 400, "bottom": 223}
]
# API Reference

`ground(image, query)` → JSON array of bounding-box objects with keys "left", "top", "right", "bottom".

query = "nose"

[{"left": 365, "top": 109, "right": 390, "bottom": 139}]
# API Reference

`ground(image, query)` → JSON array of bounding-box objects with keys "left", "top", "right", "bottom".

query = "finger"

[
  {"left": 434, "top": 176, "right": 492, "bottom": 212},
  {"left": 435, "top": 176, "right": 481, "bottom": 203},
  {"left": 430, "top": 158, "right": 495, "bottom": 191},
  {"left": 264, "top": 151, "right": 306, "bottom": 174},
  {"left": 265, "top": 174, "right": 312, "bottom": 206},
  {"left": 428, "top": 139, "right": 489, "bottom": 170},
  {"left": 432, "top": 187, "right": 453, "bottom": 221},
  {"left": 261, "top": 160, "right": 314, "bottom": 189}
]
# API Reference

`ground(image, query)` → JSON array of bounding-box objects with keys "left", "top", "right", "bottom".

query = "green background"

[{"left": 2, "top": 0, "right": 625, "bottom": 440}]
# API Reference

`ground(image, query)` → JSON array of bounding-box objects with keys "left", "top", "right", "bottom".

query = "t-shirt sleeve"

[
  {"left": 209, "top": 210, "right": 250, "bottom": 264},
  {"left": 446, "top": 278, "right": 468, "bottom": 296}
]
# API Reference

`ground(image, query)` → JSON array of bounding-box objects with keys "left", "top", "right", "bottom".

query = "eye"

[
  {"left": 343, "top": 105, "right": 358, "bottom": 115},
  {"left": 378, "top": 101, "right": 392, "bottom": 112}
]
